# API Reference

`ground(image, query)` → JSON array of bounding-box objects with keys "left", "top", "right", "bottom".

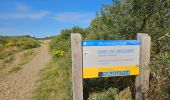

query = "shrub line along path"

[{"left": 0, "top": 43, "right": 51, "bottom": 100}]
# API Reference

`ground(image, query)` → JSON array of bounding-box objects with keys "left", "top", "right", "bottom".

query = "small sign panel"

[{"left": 82, "top": 40, "right": 140, "bottom": 78}]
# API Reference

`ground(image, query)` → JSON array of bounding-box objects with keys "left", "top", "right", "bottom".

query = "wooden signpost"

[
  {"left": 71, "top": 34, "right": 83, "bottom": 100},
  {"left": 135, "top": 33, "right": 151, "bottom": 100},
  {"left": 71, "top": 33, "right": 151, "bottom": 100}
]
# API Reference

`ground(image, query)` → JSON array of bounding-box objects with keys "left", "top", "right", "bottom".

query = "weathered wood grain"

[
  {"left": 135, "top": 33, "right": 151, "bottom": 100},
  {"left": 71, "top": 33, "right": 83, "bottom": 100}
]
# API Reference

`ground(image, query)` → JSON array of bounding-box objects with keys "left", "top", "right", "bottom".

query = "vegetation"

[
  {"left": 37, "top": 36, "right": 53, "bottom": 40},
  {"left": 33, "top": 59, "right": 72, "bottom": 100},
  {"left": 0, "top": 35, "right": 40, "bottom": 59},
  {"left": 0, "top": 49, "right": 36, "bottom": 77},
  {"left": 35, "top": 0, "right": 170, "bottom": 100},
  {"left": 0, "top": 35, "right": 40, "bottom": 77},
  {"left": 53, "top": 50, "right": 65, "bottom": 57},
  {"left": 33, "top": 27, "right": 85, "bottom": 100},
  {"left": 88, "top": 87, "right": 132, "bottom": 100},
  {"left": 86, "top": 0, "right": 170, "bottom": 99}
]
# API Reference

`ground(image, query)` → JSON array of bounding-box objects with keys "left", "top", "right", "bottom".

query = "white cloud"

[
  {"left": 55, "top": 12, "right": 95, "bottom": 23},
  {"left": 0, "top": 2, "right": 50, "bottom": 20},
  {"left": 0, "top": 1, "right": 95, "bottom": 23},
  {"left": 0, "top": 11, "right": 50, "bottom": 20},
  {"left": 15, "top": 2, "right": 29, "bottom": 12}
]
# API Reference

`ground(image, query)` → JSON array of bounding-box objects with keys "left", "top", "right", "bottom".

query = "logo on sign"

[{"left": 83, "top": 42, "right": 87, "bottom": 46}]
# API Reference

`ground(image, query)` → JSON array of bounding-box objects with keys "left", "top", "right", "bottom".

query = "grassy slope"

[
  {"left": 0, "top": 35, "right": 40, "bottom": 60},
  {"left": 0, "top": 49, "right": 37, "bottom": 77},
  {"left": 0, "top": 35, "right": 41, "bottom": 77}
]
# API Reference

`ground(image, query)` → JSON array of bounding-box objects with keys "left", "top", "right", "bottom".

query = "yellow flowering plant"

[
  {"left": 54, "top": 50, "right": 65, "bottom": 57},
  {"left": 5, "top": 42, "right": 15, "bottom": 47}
]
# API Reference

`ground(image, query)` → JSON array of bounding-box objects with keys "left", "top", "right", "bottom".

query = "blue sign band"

[
  {"left": 82, "top": 40, "right": 141, "bottom": 46},
  {"left": 98, "top": 70, "right": 130, "bottom": 77}
]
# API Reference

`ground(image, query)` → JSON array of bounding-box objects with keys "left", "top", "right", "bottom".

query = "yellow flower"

[
  {"left": 54, "top": 49, "right": 65, "bottom": 57},
  {"left": 5, "top": 42, "right": 15, "bottom": 47}
]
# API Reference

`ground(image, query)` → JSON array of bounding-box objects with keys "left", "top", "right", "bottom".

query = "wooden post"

[
  {"left": 135, "top": 33, "right": 151, "bottom": 100},
  {"left": 71, "top": 33, "right": 83, "bottom": 100}
]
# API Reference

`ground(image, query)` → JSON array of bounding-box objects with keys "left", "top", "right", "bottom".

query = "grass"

[
  {"left": 8, "top": 66, "right": 22, "bottom": 73},
  {"left": 0, "top": 49, "right": 37, "bottom": 78},
  {"left": 88, "top": 87, "right": 132, "bottom": 100},
  {"left": 0, "top": 47, "right": 18, "bottom": 59},
  {"left": 33, "top": 36, "right": 72, "bottom": 100},
  {"left": 0, "top": 35, "right": 40, "bottom": 60},
  {"left": 19, "top": 49, "right": 35, "bottom": 66},
  {"left": 33, "top": 58, "right": 72, "bottom": 100},
  {"left": 4, "top": 55, "right": 15, "bottom": 63}
]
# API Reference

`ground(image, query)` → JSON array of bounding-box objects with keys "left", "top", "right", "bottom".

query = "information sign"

[{"left": 82, "top": 40, "right": 140, "bottom": 78}]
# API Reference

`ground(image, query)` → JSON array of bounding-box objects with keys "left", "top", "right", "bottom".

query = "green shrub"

[
  {"left": 20, "top": 41, "right": 40, "bottom": 49},
  {"left": 0, "top": 36, "right": 40, "bottom": 59},
  {"left": 49, "top": 36, "right": 70, "bottom": 52},
  {"left": 88, "top": 87, "right": 118, "bottom": 100},
  {"left": 149, "top": 53, "right": 170, "bottom": 99}
]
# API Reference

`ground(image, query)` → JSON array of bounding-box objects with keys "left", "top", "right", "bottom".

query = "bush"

[
  {"left": 149, "top": 53, "right": 170, "bottom": 99},
  {"left": 88, "top": 87, "right": 119, "bottom": 100},
  {"left": 5, "top": 42, "right": 15, "bottom": 47},
  {"left": 19, "top": 41, "right": 40, "bottom": 49},
  {"left": 0, "top": 36, "right": 40, "bottom": 59}
]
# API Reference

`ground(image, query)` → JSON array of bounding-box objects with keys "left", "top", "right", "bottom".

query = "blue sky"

[{"left": 0, "top": 0, "right": 112, "bottom": 38}]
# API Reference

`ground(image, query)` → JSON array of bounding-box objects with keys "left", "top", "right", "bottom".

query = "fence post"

[
  {"left": 71, "top": 33, "right": 83, "bottom": 100},
  {"left": 135, "top": 33, "right": 151, "bottom": 100}
]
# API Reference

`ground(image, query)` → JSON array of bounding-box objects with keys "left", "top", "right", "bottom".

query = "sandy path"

[{"left": 0, "top": 44, "right": 51, "bottom": 100}]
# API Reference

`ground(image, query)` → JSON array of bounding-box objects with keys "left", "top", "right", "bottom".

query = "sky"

[{"left": 0, "top": 0, "right": 112, "bottom": 38}]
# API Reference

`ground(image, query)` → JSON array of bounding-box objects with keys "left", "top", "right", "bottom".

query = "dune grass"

[
  {"left": 0, "top": 49, "right": 36, "bottom": 77},
  {"left": 0, "top": 35, "right": 40, "bottom": 60},
  {"left": 33, "top": 55, "right": 72, "bottom": 100}
]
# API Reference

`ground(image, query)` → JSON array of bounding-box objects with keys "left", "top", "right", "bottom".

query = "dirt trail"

[{"left": 0, "top": 44, "right": 51, "bottom": 100}]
